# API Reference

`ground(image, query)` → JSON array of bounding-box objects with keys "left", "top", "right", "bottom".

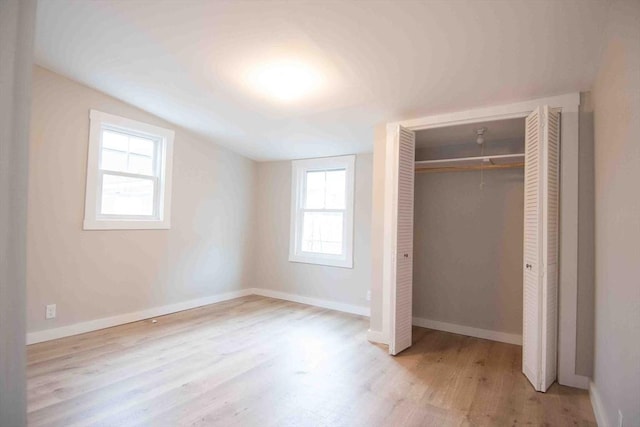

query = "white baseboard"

[
  {"left": 559, "top": 373, "right": 590, "bottom": 390},
  {"left": 589, "top": 380, "right": 610, "bottom": 427},
  {"left": 26, "top": 289, "right": 253, "bottom": 345},
  {"left": 27, "top": 288, "right": 370, "bottom": 345},
  {"left": 366, "top": 329, "right": 387, "bottom": 344},
  {"left": 248, "top": 288, "right": 370, "bottom": 317},
  {"left": 412, "top": 316, "right": 522, "bottom": 346}
]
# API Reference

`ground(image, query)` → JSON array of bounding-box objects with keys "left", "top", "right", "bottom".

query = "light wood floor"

[{"left": 27, "top": 295, "right": 595, "bottom": 426}]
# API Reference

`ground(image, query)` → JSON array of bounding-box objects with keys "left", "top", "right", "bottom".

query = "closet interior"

[{"left": 412, "top": 118, "right": 526, "bottom": 344}]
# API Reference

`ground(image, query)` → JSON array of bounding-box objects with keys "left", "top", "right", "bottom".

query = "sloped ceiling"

[{"left": 35, "top": 0, "right": 608, "bottom": 160}]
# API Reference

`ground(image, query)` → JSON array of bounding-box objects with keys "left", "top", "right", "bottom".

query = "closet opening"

[
  {"left": 382, "top": 95, "right": 582, "bottom": 391},
  {"left": 386, "top": 105, "right": 563, "bottom": 392},
  {"left": 412, "top": 118, "right": 526, "bottom": 349}
]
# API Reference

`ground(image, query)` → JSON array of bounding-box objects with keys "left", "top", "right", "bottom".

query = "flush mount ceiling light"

[{"left": 246, "top": 59, "right": 324, "bottom": 103}]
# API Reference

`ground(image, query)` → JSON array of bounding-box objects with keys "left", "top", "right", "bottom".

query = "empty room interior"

[{"left": 1, "top": 0, "right": 639, "bottom": 426}]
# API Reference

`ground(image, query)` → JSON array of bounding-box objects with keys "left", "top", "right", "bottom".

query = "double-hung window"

[
  {"left": 289, "top": 155, "right": 355, "bottom": 268},
  {"left": 83, "top": 110, "right": 174, "bottom": 230}
]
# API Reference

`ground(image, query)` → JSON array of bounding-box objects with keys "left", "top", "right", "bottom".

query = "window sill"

[
  {"left": 288, "top": 254, "right": 353, "bottom": 269},
  {"left": 83, "top": 219, "right": 171, "bottom": 230}
]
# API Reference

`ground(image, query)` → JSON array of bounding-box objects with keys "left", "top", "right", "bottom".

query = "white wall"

[
  {"left": 252, "top": 154, "right": 373, "bottom": 311},
  {"left": 591, "top": 1, "right": 640, "bottom": 425},
  {"left": 26, "top": 67, "right": 374, "bottom": 338},
  {"left": 413, "top": 168, "right": 524, "bottom": 335},
  {"left": 370, "top": 126, "right": 387, "bottom": 333},
  {"left": 27, "top": 67, "right": 257, "bottom": 334},
  {"left": 0, "top": 1, "right": 36, "bottom": 424}
]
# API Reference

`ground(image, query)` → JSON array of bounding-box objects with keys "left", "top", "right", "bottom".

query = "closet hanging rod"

[
  {"left": 415, "top": 153, "right": 525, "bottom": 174},
  {"left": 415, "top": 162, "right": 524, "bottom": 174}
]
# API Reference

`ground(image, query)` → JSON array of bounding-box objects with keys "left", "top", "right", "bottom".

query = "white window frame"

[
  {"left": 83, "top": 110, "right": 174, "bottom": 230},
  {"left": 289, "top": 155, "right": 355, "bottom": 268}
]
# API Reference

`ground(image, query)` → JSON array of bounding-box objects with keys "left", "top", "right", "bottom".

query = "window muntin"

[
  {"left": 304, "top": 169, "right": 346, "bottom": 210},
  {"left": 97, "top": 127, "right": 161, "bottom": 219},
  {"left": 289, "top": 155, "right": 355, "bottom": 268},
  {"left": 100, "top": 129, "right": 157, "bottom": 176},
  {"left": 301, "top": 169, "right": 346, "bottom": 255},
  {"left": 84, "top": 110, "right": 174, "bottom": 230}
]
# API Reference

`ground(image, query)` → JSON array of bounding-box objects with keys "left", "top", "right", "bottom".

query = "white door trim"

[{"left": 380, "top": 92, "right": 586, "bottom": 389}]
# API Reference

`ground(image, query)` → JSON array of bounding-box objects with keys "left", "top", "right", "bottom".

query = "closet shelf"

[{"left": 415, "top": 153, "right": 524, "bottom": 173}]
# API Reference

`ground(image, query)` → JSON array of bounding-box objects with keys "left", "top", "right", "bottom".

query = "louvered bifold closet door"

[
  {"left": 390, "top": 125, "right": 415, "bottom": 356},
  {"left": 541, "top": 107, "right": 560, "bottom": 390},
  {"left": 522, "top": 106, "right": 560, "bottom": 392}
]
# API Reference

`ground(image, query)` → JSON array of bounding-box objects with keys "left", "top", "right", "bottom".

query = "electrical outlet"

[
  {"left": 45, "top": 304, "right": 56, "bottom": 319},
  {"left": 366, "top": 290, "right": 371, "bottom": 301},
  {"left": 618, "top": 410, "right": 623, "bottom": 427}
]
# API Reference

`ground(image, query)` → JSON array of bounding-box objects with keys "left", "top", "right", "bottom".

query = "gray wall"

[
  {"left": 0, "top": 0, "right": 36, "bottom": 425},
  {"left": 413, "top": 168, "right": 524, "bottom": 335},
  {"left": 591, "top": 1, "right": 640, "bottom": 425},
  {"left": 27, "top": 67, "right": 257, "bottom": 333},
  {"left": 252, "top": 154, "right": 372, "bottom": 310},
  {"left": 576, "top": 93, "right": 595, "bottom": 376}
]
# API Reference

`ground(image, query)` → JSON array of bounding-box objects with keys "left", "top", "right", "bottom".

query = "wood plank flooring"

[{"left": 27, "top": 295, "right": 595, "bottom": 426}]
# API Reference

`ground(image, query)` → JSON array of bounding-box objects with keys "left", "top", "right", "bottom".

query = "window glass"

[
  {"left": 100, "top": 129, "right": 155, "bottom": 176},
  {"left": 129, "top": 136, "right": 155, "bottom": 156},
  {"left": 324, "top": 169, "right": 346, "bottom": 209},
  {"left": 304, "top": 169, "right": 346, "bottom": 210},
  {"left": 101, "top": 148, "right": 128, "bottom": 172},
  {"left": 100, "top": 174, "right": 155, "bottom": 216},
  {"left": 301, "top": 211, "right": 344, "bottom": 255},
  {"left": 128, "top": 153, "right": 153, "bottom": 175},
  {"left": 305, "top": 170, "right": 326, "bottom": 209},
  {"left": 102, "top": 130, "right": 128, "bottom": 151}
]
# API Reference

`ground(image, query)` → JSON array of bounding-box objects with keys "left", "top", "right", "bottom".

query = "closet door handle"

[
  {"left": 404, "top": 253, "right": 409, "bottom": 258},
  {"left": 525, "top": 263, "right": 532, "bottom": 270}
]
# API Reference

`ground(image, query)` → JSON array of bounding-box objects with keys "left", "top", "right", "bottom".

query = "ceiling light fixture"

[{"left": 246, "top": 59, "right": 323, "bottom": 103}]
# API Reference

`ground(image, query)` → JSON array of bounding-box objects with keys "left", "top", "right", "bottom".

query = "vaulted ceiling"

[{"left": 35, "top": 0, "right": 608, "bottom": 160}]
